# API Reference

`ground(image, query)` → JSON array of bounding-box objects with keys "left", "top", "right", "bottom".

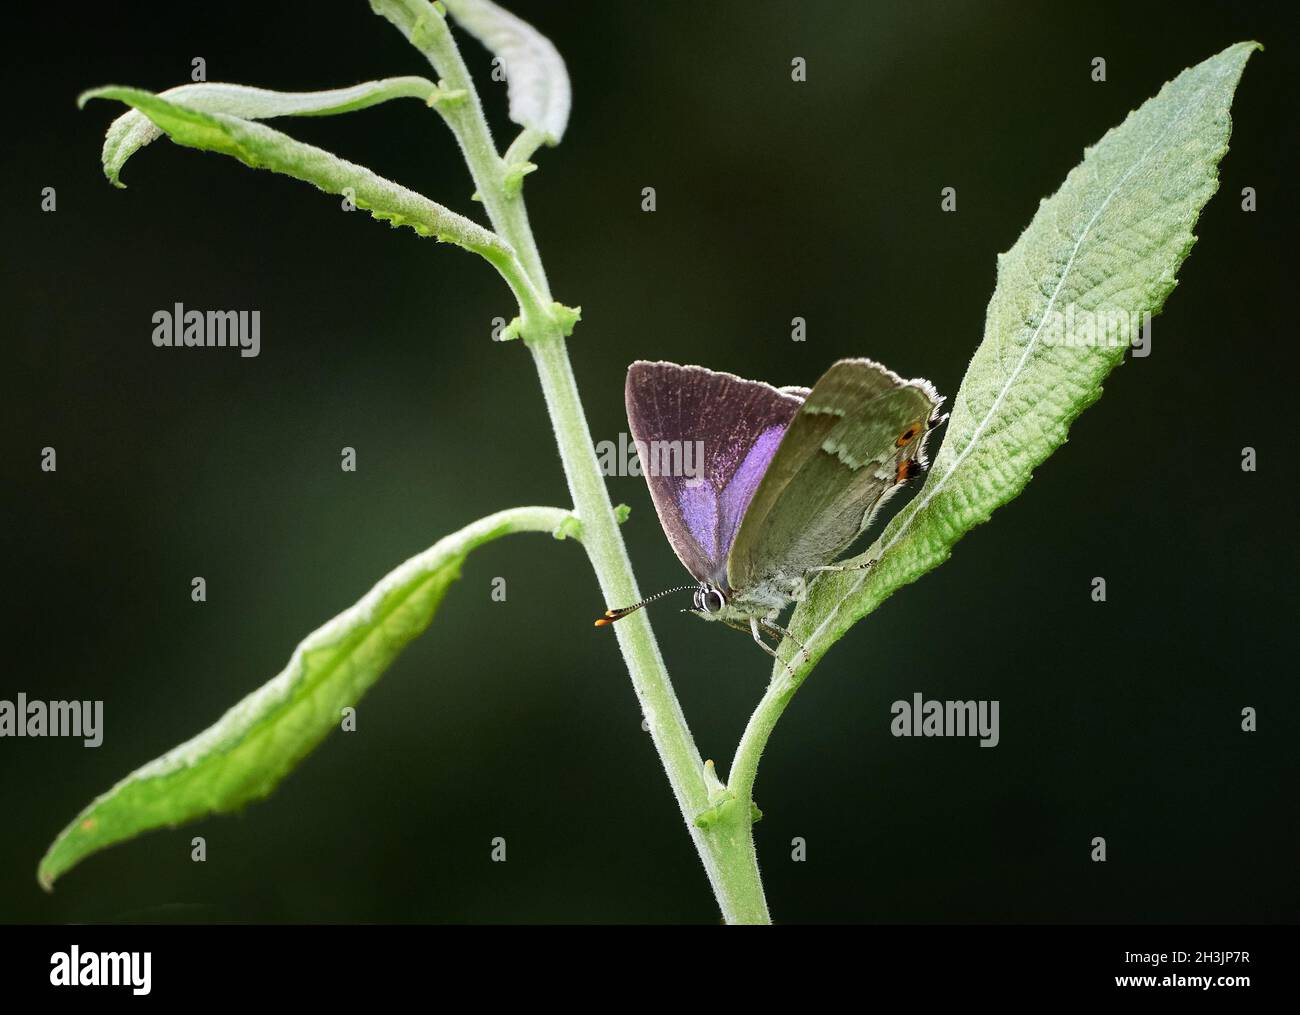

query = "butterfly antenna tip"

[{"left": 594, "top": 585, "right": 698, "bottom": 627}]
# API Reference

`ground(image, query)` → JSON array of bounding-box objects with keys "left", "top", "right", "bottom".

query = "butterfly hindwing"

[
  {"left": 625, "top": 361, "right": 805, "bottom": 587},
  {"left": 727, "top": 358, "right": 942, "bottom": 592}
]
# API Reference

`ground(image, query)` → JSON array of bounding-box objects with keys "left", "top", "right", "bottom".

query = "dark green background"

[{"left": 5, "top": 1, "right": 1297, "bottom": 923}]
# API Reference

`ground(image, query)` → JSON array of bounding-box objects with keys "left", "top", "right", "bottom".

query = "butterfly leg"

[
  {"left": 759, "top": 618, "right": 810, "bottom": 673},
  {"left": 746, "top": 617, "right": 797, "bottom": 680},
  {"left": 807, "top": 556, "right": 877, "bottom": 576}
]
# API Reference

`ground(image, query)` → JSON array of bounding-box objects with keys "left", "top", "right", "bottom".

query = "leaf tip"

[
  {"left": 75, "top": 87, "right": 105, "bottom": 110},
  {"left": 1216, "top": 40, "right": 1262, "bottom": 72},
  {"left": 36, "top": 846, "right": 62, "bottom": 893}
]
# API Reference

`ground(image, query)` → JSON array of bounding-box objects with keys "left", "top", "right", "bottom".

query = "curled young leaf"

[
  {"left": 94, "top": 78, "right": 438, "bottom": 187},
  {"left": 782, "top": 41, "right": 1259, "bottom": 680},
  {"left": 442, "top": 0, "right": 571, "bottom": 144},
  {"left": 79, "top": 86, "right": 534, "bottom": 291},
  {"left": 38, "top": 506, "right": 576, "bottom": 890}
]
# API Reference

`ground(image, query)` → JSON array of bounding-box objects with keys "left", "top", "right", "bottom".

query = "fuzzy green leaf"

[
  {"left": 95, "top": 78, "right": 437, "bottom": 187},
  {"left": 784, "top": 42, "right": 1258, "bottom": 679},
  {"left": 442, "top": 0, "right": 570, "bottom": 144},
  {"left": 79, "top": 86, "right": 513, "bottom": 265},
  {"left": 38, "top": 507, "right": 575, "bottom": 890}
]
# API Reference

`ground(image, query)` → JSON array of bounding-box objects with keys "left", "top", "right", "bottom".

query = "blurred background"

[{"left": 4, "top": 1, "right": 1297, "bottom": 923}]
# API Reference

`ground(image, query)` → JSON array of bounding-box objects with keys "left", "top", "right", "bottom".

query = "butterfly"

[{"left": 596, "top": 359, "right": 946, "bottom": 670}]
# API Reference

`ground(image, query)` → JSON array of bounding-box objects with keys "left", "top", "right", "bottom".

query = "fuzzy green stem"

[
  {"left": 728, "top": 609, "right": 839, "bottom": 814},
  {"left": 729, "top": 676, "right": 798, "bottom": 809},
  {"left": 373, "top": 0, "right": 770, "bottom": 924},
  {"left": 530, "top": 335, "right": 769, "bottom": 925},
  {"left": 503, "top": 126, "right": 547, "bottom": 167},
  {"left": 373, "top": 0, "right": 551, "bottom": 292}
]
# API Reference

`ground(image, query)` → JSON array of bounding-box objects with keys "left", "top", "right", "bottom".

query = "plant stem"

[
  {"left": 374, "top": 0, "right": 770, "bottom": 923},
  {"left": 728, "top": 594, "right": 847, "bottom": 813},
  {"left": 529, "top": 337, "right": 769, "bottom": 925},
  {"left": 729, "top": 675, "right": 798, "bottom": 808}
]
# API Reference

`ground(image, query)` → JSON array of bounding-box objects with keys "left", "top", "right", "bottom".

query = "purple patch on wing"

[
  {"left": 710, "top": 425, "right": 786, "bottom": 564},
  {"left": 626, "top": 362, "right": 804, "bottom": 587},
  {"left": 677, "top": 483, "right": 718, "bottom": 564}
]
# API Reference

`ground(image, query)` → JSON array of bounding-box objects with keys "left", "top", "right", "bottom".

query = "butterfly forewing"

[
  {"left": 727, "top": 358, "right": 942, "bottom": 592},
  {"left": 625, "top": 361, "right": 804, "bottom": 587}
]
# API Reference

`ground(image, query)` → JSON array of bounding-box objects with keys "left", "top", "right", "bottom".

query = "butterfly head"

[
  {"left": 595, "top": 580, "right": 733, "bottom": 626},
  {"left": 691, "top": 583, "right": 728, "bottom": 616}
]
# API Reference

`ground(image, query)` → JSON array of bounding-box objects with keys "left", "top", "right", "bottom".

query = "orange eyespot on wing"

[
  {"left": 895, "top": 423, "right": 922, "bottom": 447},
  {"left": 895, "top": 458, "right": 924, "bottom": 484}
]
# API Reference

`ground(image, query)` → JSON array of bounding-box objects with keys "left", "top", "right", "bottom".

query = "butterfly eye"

[
  {"left": 895, "top": 424, "right": 921, "bottom": 447},
  {"left": 703, "top": 589, "right": 726, "bottom": 614}
]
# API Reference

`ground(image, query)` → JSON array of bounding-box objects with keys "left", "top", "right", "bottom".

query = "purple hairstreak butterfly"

[{"left": 597, "top": 359, "right": 946, "bottom": 670}]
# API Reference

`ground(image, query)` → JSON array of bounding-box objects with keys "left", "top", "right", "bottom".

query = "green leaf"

[
  {"left": 95, "top": 77, "right": 437, "bottom": 187},
  {"left": 786, "top": 42, "right": 1258, "bottom": 677},
  {"left": 38, "top": 506, "right": 575, "bottom": 890},
  {"left": 442, "top": 0, "right": 571, "bottom": 144},
  {"left": 79, "top": 86, "right": 513, "bottom": 266}
]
